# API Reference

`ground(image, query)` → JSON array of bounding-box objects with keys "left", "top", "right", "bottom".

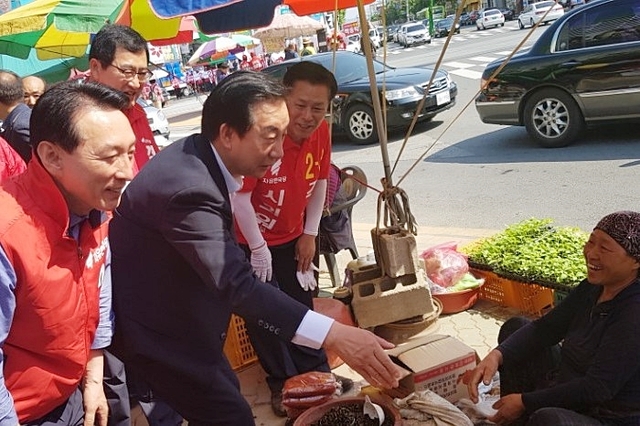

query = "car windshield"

[
  {"left": 485, "top": 10, "right": 500, "bottom": 16},
  {"left": 311, "top": 53, "right": 389, "bottom": 83},
  {"left": 534, "top": 1, "right": 555, "bottom": 8},
  {"left": 407, "top": 24, "right": 425, "bottom": 32}
]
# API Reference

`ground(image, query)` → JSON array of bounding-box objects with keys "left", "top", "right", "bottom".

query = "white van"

[{"left": 368, "top": 27, "right": 382, "bottom": 48}]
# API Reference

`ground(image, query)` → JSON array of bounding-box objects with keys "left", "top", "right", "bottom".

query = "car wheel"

[
  {"left": 518, "top": 19, "right": 525, "bottom": 29},
  {"left": 500, "top": 23, "right": 504, "bottom": 27},
  {"left": 530, "top": 18, "right": 535, "bottom": 27},
  {"left": 345, "top": 104, "right": 378, "bottom": 145},
  {"left": 523, "top": 88, "right": 584, "bottom": 148}
]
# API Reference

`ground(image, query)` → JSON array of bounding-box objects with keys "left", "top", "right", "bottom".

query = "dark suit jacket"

[
  {"left": 1, "top": 104, "right": 31, "bottom": 163},
  {"left": 109, "top": 134, "right": 309, "bottom": 385}
]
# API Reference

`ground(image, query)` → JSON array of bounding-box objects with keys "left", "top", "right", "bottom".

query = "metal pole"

[
  {"left": 356, "top": 0, "right": 393, "bottom": 186},
  {"left": 406, "top": 0, "right": 410, "bottom": 21}
]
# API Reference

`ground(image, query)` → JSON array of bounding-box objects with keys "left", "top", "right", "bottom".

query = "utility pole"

[{"left": 406, "top": 0, "right": 410, "bottom": 21}]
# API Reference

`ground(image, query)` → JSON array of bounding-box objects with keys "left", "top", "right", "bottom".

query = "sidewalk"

[{"left": 240, "top": 223, "right": 518, "bottom": 425}]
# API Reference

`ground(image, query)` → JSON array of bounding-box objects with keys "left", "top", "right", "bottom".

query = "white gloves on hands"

[
  {"left": 296, "top": 264, "right": 320, "bottom": 291},
  {"left": 250, "top": 242, "right": 273, "bottom": 282}
]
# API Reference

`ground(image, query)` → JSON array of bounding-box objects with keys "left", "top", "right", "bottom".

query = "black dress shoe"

[
  {"left": 334, "top": 374, "right": 354, "bottom": 394},
  {"left": 270, "top": 389, "right": 287, "bottom": 417}
]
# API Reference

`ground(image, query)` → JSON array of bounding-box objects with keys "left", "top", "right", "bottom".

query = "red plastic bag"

[
  {"left": 282, "top": 371, "right": 338, "bottom": 399},
  {"left": 420, "top": 242, "right": 469, "bottom": 288}
]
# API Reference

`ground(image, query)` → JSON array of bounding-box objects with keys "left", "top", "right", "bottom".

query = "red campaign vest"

[
  {"left": 0, "top": 158, "right": 107, "bottom": 422},
  {"left": 124, "top": 103, "right": 160, "bottom": 174}
]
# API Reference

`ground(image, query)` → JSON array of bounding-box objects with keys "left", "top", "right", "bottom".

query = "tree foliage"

[{"left": 377, "top": 0, "right": 449, "bottom": 24}]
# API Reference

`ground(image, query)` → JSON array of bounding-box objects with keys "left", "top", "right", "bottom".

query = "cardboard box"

[{"left": 384, "top": 334, "right": 477, "bottom": 403}]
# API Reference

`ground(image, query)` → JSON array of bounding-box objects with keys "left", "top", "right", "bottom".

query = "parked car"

[
  {"left": 467, "top": 10, "right": 481, "bottom": 25},
  {"left": 369, "top": 27, "right": 382, "bottom": 48},
  {"left": 137, "top": 98, "right": 170, "bottom": 138},
  {"left": 434, "top": 17, "right": 461, "bottom": 37},
  {"left": 476, "top": 9, "right": 505, "bottom": 30},
  {"left": 262, "top": 51, "right": 458, "bottom": 144},
  {"left": 518, "top": 1, "right": 565, "bottom": 29},
  {"left": 392, "top": 25, "right": 403, "bottom": 43},
  {"left": 398, "top": 22, "right": 431, "bottom": 47},
  {"left": 562, "top": 0, "right": 585, "bottom": 9},
  {"left": 459, "top": 12, "right": 471, "bottom": 25},
  {"left": 500, "top": 8, "right": 515, "bottom": 21},
  {"left": 386, "top": 24, "right": 399, "bottom": 41},
  {"left": 475, "top": 0, "right": 640, "bottom": 148},
  {"left": 345, "top": 34, "right": 361, "bottom": 53}
]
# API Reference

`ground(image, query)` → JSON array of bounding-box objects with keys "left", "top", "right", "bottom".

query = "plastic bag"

[
  {"left": 420, "top": 242, "right": 469, "bottom": 288},
  {"left": 449, "top": 273, "right": 484, "bottom": 292},
  {"left": 282, "top": 371, "right": 338, "bottom": 399},
  {"left": 282, "top": 371, "right": 338, "bottom": 420}
]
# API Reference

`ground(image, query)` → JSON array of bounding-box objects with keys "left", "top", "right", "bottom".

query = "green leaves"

[{"left": 464, "top": 218, "right": 588, "bottom": 288}]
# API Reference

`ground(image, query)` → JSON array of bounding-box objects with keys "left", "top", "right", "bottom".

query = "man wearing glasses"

[
  {"left": 88, "top": 24, "right": 160, "bottom": 174},
  {"left": 87, "top": 25, "right": 180, "bottom": 426}
]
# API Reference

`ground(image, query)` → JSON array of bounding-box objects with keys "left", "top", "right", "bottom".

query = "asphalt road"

[{"left": 165, "top": 21, "right": 640, "bottom": 232}]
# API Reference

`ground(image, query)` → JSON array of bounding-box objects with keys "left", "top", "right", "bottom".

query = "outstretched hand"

[
  {"left": 323, "top": 322, "right": 403, "bottom": 389},
  {"left": 462, "top": 349, "right": 502, "bottom": 403}
]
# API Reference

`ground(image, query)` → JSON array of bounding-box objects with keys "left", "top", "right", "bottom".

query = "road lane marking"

[
  {"left": 449, "top": 68, "right": 484, "bottom": 80},
  {"left": 443, "top": 61, "right": 477, "bottom": 69},
  {"left": 470, "top": 56, "right": 498, "bottom": 62}
]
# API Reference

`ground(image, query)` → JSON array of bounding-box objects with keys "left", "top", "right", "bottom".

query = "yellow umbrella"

[
  {"left": 0, "top": 0, "right": 120, "bottom": 60},
  {"left": 0, "top": 0, "right": 193, "bottom": 61}
]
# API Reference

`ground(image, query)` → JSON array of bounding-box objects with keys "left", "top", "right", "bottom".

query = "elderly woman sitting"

[{"left": 465, "top": 211, "right": 640, "bottom": 426}]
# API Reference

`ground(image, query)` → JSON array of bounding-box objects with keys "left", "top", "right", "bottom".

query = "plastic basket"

[
  {"left": 470, "top": 268, "right": 520, "bottom": 309},
  {"left": 223, "top": 314, "right": 258, "bottom": 371},
  {"left": 513, "top": 281, "right": 554, "bottom": 317}
]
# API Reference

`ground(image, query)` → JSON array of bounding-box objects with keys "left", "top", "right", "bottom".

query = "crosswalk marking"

[
  {"left": 449, "top": 69, "right": 484, "bottom": 80},
  {"left": 382, "top": 30, "right": 534, "bottom": 81},
  {"left": 443, "top": 61, "right": 477, "bottom": 69},
  {"left": 470, "top": 56, "right": 498, "bottom": 62}
]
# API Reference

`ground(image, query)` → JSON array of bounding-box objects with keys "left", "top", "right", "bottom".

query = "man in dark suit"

[
  {"left": 109, "top": 71, "right": 401, "bottom": 425},
  {"left": 0, "top": 70, "right": 32, "bottom": 163}
]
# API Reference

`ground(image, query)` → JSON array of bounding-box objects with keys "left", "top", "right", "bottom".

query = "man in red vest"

[
  {"left": 88, "top": 24, "right": 161, "bottom": 174},
  {"left": 0, "top": 136, "right": 25, "bottom": 182},
  {"left": 0, "top": 81, "right": 135, "bottom": 425}
]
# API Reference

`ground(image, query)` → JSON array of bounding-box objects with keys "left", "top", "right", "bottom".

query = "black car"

[
  {"left": 500, "top": 8, "right": 515, "bottom": 20},
  {"left": 386, "top": 24, "right": 399, "bottom": 41},
  {"left": 434, "top": 17, "right": 461, "bottom": 37},
  {"left": 475, "top": 0, "right": 640, "bottom": 148},
  {"left": 262, "top": 51, "right": 458, "bottom": 144}
]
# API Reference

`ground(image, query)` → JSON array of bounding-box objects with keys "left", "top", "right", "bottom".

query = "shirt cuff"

[{"left": 291, "top": 310, "right": 334, "bottom": 350}]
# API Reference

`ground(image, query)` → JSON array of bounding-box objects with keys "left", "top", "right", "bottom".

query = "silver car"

[
  {"left": 137, "top": 98, "right": 170, "bottom": 138},
  {"left": 399, "top": 23, "right": 431, "bottom": 47}
]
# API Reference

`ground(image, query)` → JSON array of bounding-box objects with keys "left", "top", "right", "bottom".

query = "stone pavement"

[{"left": 238, "top": 223, "right": 524, "bottom": 425}]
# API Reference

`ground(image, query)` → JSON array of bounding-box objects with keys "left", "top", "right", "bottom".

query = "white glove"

[
  {"left": 296, "top": 264, "right": 320, "bottom": 291},
  {"left": 250, "top": 242, "right": 273, "bottom": 282}
]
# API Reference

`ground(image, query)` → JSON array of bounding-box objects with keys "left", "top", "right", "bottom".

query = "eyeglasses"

[{"left": 108, "top": 63, "right": 153, "bottom": 81}]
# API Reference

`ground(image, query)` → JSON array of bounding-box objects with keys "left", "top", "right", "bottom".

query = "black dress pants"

[{"left": 243, "top": 238, "right": 330, "bottom": 393}]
